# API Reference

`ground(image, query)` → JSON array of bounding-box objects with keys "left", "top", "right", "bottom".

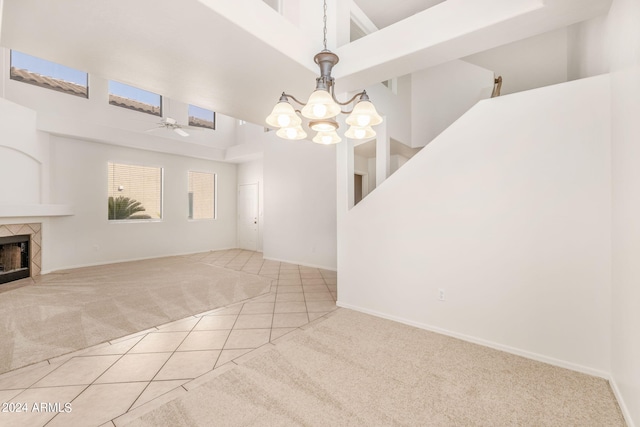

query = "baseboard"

[
  {"left": 262, "top": 256, "right": 337, "bottom": 272},
  {"left": 336, "top": 301, "right": 610, "bottom": 380},
  {"left": 610, "top": 377, "right": 636, "bottom": 427}
]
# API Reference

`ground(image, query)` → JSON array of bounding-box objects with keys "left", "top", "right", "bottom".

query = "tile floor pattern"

[{"left": 0, "top": 250, "right": 337, "bottom": 427}]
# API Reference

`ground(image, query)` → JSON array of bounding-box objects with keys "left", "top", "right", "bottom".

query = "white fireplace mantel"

[{"left": 0, "top": 204, "right": 73, "bottom": 218}]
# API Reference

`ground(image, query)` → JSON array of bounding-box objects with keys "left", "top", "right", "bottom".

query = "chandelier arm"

[
  {"left": 282, "top": 93, "right": 308, "bottom": 106},
  {"left": 332, "top": 91, "right": 366, "bottom": 106},
  {"left": 329, "top": 83, "right": 366, "bottom": 107}
]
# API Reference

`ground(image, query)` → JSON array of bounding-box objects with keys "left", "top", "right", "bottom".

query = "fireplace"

[
  {"left": 0, "top": 223, "right": 41, "bottom": 285},
  {"left": 0, "top": 235, "right": 30, "bottom": 284}
]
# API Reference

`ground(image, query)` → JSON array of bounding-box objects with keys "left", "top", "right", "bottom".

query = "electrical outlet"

[{"left": 438, "top": 289, "right": 445, "bottom": 301}]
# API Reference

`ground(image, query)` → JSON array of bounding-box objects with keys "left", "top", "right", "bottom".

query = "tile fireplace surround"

[{"left": 0, "top": 223, "right": 41, "bottom": 278}]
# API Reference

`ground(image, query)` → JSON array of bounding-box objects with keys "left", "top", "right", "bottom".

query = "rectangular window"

[
  {"left": 188, "top": 171, "right": 216, "bottom": 220},
  {"left": 108, "top": 162, "right": 163, "bottom": 221},
  {"left": 10, "top": 50, "right": 88, "bottom": 98},
  {"left": 108, "top": 81, "right": 162, "bottom": 116},
  {"left": 188, "top": 105, "right": 216, "bottom": 130}
]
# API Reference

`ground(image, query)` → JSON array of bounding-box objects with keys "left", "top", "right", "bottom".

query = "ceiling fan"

[{"left": 146, "top": 117, "right": 190, "bottom": 137}]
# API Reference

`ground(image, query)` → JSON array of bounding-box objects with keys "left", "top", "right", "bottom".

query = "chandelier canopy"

[{"left": 265, "top": 0, "right": 383, "bottom": 144}]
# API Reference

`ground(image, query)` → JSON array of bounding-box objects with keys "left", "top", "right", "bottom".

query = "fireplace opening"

[{"left": 0, "top": 235, "right": 30, "bottom": 284}]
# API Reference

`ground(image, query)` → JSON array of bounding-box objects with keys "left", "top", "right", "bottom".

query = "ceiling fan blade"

[
  {"left": 173, "top": 127, "right": 189, "bottom": 137},
  {"left": 144, "top": 126, "right": 164, "bottom": 133}
]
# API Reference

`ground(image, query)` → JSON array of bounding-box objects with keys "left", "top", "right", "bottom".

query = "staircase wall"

[{"left": 337, "top": 75, "right": 612, "bottom": 376}]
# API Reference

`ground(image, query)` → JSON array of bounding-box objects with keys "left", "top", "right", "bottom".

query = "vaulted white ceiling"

[{"left": 0, "top": 0, "right": 612, "bottom": 127}]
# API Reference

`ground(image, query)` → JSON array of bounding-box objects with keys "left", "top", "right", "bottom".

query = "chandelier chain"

[{"left": 323, "top": 0, "right": 328, "bottom": 50}]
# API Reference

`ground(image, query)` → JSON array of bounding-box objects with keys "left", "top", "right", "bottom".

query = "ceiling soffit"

[{"left": 334, "top": 0, "right": 612, "bottom": 93}]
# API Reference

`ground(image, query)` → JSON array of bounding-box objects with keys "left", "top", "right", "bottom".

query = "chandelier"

[{"left": 265, "top": 0, "right": 383, "bottom": 145}]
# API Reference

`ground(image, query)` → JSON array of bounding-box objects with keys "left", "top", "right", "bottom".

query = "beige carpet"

[
  {"left": 0, "top": 254, "right": 272, "bottom": 374},
  {"left": 126, "top": 309, "right": 625, "bottom": 427}
]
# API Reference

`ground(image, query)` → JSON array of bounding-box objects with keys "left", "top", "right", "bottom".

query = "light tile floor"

[{"left": 0, "top": 250, "right": 338, "bottom": 427}]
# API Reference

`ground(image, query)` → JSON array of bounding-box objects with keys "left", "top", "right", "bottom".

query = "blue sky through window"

[
  {"left": 11, "top": 50, "right": 87, "bottom": 86},
  {"left": 109, "top": 81, "right": 161, "bottom": 106}
]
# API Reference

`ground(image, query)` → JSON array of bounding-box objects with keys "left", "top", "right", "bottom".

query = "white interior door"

[{"left": 238, "top": 183, "right": 259, "bottom": 251}]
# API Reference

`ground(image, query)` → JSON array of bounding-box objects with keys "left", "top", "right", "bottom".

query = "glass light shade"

[
  {"left": 346, "top": 100, "right": 383, "bottom": 127},
  {"left": 312, "top": 130, "right": 341, "bottom": 145},
  {"left": 266, "top": 101, "right": 301, "bottom": 128},
  {"left": 301, "top": 90, "right": 340, "bottom": 120},
  {"left": 276, "top": 125, "right": 307, "bottom": 140},
  {"left": 309, "top": 118, "right": 339, "bottom": 132},
  {"left": 344, "top": 125, "right": 376, "bottom": 140}
]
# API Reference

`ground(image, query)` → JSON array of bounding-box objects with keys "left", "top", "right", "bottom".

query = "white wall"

[
  {"left": 0, "top": 97, "right": 55, "bottom": 273},
  {"left": 411, "top": 60, "right": 494, "bottom": 147},
  {"left": 389, "top": 154, "right": 408, "bottom": 175},
  {"left": 567, "top": 15, "right": 610, "bottom": 80},
  {"left": 607, "top": 0, "right": 640, "bottom": 424},
  {"left": 228, "top": 119, "right": 268, "bottom": 162},
  {"left": 0, "top": 98, "right": 45, "bottom": 204},
  {"left": 47, "top": 135, "right": 237, "bottom": 271},
  {"left": 359, "top": 76, "right": 412, "bottom": 146},
  {"left": 0, "top": 146, "right": 40, "bottom": 204},
  {"left": 338, "top": 76, "right": 612, "bottom": 377},
  {"left": 568, "top": 2, "right": 640, "bottom": 423},
  {"left": 235, "top": 120, "right": 337, "bottom": 268},
  {"left": 464, "top": 28, "right": 569, "bottom": 95},
  {"left": 353, "top": 154, "right": 369, "bottom": 176},
  {"left": 264, "top": 133, "right": 337, "bottom": 270},
  {"left": 237, "top": 158, "right": 265, "bottom": 252},
  {"left": 367, "top": 157, "right": 376, "bottom": 193}
]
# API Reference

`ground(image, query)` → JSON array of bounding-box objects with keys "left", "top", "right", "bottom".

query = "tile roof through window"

[
  {"left": 10, "top": 67, "right": 161, "bottom": 116},
  {"left": 10, "top": 67, "right": 87, "bottom": 98},
  {"left": 108, "top": 94, "right": 161, "bottom": 116},
  {"left": 188, "top": 116, "right": 215, "bottom": 129}
]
